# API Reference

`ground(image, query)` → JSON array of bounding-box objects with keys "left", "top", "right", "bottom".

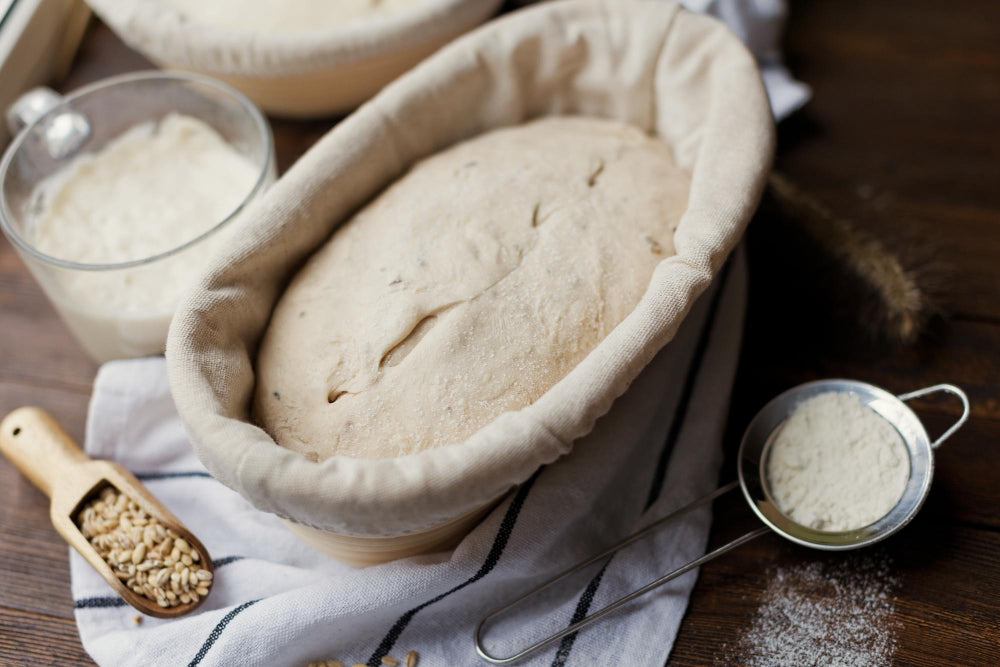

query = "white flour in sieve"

[
  {"left": 720, "top": 552, "right": 900, "bottom": 666},
  {"left": 766, "top": 392, "right": 910, "bottom": 531}
]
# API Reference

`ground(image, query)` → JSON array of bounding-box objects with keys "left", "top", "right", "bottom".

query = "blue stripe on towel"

[
  {"left": 366, "top": 470, "right": 541, "bottom": 666},
  {"left": 134, "top": 471, "right": 213, "bottom": 481},
  {"left": 187, "top": 599, "right": 262, "bottom": 667},
  {"left": 74, "top": 596, "right": 129, "bottom": 609}
]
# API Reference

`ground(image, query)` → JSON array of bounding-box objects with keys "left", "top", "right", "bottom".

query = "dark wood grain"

[
  {"left": 669, "top": 0, "right": 1000, "bottom": 664},
  {"left": 0, "top": 456, "right": 76, "bottom": 619},
  {"left": 1, "top": 1, "right": 998, "bottom": 665},
  {"left": 770, "top": 0, "right": 1000, "bottom": 323},
  {"left": 0, "top": 607, "right": 92, "bottom": 665}
]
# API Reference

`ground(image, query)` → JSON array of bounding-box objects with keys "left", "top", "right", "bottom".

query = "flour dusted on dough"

[
  {"left": 158, "top": 0, "right": 426, "bottom": 33},
  {"left": 766, "top": 392, "right": 910, "bottom": 531},
  {"left": 254, "top": 117, "right": 690, "bottom": 459}
]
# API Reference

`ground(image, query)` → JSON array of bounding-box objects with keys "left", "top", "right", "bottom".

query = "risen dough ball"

[
  {"left": 157, "top": 0, "right": 425, "bottom": 33},
  {"left": 254, "top": 117, "right": 690, "bottom": 459}
]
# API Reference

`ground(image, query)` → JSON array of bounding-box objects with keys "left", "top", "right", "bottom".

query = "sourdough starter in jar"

[{"left": 25, "top": 113, "right": 259, "bottom": 362}]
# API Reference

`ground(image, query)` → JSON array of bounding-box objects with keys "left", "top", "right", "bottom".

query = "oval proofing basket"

[
  {"left": 85, "top": 0, "right": 504, "bottom": 116},
  {"left": 166, "top": 0, "right": 775, "bottom": 565}
]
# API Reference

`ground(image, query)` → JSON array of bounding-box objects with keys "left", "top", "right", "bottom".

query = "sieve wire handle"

[
  {"left": 474, "top": 481, "right": 769, "bottom": 664},
  {"left": 897, "top": 383, "right": 970, "bottom": 449}
]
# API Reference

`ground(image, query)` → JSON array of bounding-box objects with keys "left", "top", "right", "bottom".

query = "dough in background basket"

[
  {"left": 157, "top": 0, "right": 427, "bottom": 33},
  {"left": 84, "top": 0, "right": 504, "bottom": 116},
  {"left": 254, "top": 117, "right": 690, "bottom": 460}
]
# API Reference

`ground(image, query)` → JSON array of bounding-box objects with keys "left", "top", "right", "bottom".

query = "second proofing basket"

[
  {"left": 84, "top": 0, "right": 505, "bottom": 116},
  {"left": 166, "top": 0, "right": 776, "bottom": 565}
]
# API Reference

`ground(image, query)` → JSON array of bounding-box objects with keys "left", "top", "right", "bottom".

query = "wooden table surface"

[{"left": 1, "top": 1, "right": 998, "bottom": 664}]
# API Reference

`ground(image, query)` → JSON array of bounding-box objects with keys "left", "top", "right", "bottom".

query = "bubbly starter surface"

[{"left": 26, "top": 113, "right": 259, "bottom": 362}]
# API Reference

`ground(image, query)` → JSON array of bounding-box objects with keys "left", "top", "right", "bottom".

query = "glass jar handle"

[{"left": 6, "top": 86, "right": 90, "bottom": 159}]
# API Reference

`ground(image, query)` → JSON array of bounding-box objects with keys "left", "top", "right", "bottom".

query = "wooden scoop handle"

[{"left": 0, "top": 407, "right": 90, "bottom": 497}]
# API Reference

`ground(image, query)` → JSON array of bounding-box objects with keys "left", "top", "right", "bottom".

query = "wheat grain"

[{"left": 76, "top": 486, "right": 211, "bottom": 608}]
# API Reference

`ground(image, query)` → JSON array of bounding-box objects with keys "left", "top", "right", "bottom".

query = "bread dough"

[
  {"left": 254, "top": 117, "right": 690, "bottom": 459},
  {"left": 158, "top": 0, "right": 426, "bottom": 33}
]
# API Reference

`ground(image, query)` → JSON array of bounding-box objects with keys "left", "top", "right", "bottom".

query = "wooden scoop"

[{"left": 0, "top": 407, "right": 213, "bottom": 618}]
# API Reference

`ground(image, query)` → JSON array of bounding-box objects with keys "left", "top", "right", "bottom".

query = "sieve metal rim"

[{"left": 738, "top": 378, "right": 944, "bottom": 551}]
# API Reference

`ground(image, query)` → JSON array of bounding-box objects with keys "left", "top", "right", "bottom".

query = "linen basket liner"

[
  {"left": 84, "top": 0, "right": 503, "bottom": 76},
  {"left": 166, "top": 0, "right": 775, "bottom": 537}
]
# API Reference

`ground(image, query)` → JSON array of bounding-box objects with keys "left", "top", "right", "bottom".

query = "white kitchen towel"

[
  {"left": 682, "top": 0, "right": 811, "bottom": 119},
  {"left": 70, "top": 248, "right": 746, "bottom": 667}
]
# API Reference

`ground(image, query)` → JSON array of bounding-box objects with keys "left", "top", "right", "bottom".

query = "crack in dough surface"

[{"left": 254, "top": 117, "right": 691, "bottom": 459}]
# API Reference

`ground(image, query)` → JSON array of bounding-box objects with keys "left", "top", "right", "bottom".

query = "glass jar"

[{"left": 0, "top": 71, "right": 275, "bottom": 363}]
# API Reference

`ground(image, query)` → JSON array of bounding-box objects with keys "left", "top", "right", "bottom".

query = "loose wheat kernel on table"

[
  {"left": 75, "top": 487, "right": 212, "bottom": 608},
  {"left": 381, "top": 656, "right": 398, "bottom": 666},
  {"left": 405, "top": 650, "right": 419, "bottom": 667}
]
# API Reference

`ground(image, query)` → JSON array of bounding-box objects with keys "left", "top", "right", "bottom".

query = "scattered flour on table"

[
  {"left": 722, "top": 552, "right": 900, "bottom": 667},
  {"left": 766, "top": 391, "right": 910, "bottom": 531}
]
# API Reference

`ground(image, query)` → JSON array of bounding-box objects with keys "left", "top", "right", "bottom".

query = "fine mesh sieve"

[{"left": 475, "top": 380, "right": 969, "bottom": 664}]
